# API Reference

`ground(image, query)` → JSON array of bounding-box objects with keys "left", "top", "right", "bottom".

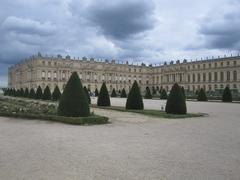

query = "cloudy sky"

[{"left": 0, "top": 0, "right": 240, "bottom": 86}]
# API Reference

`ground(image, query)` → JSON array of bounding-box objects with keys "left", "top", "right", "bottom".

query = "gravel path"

[{"left": 0, "top": 98, "right": 240, "bottom": 180}]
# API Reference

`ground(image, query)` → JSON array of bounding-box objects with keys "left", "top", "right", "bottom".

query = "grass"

[
  {"left": 92, "top": 105, "right": 204, "bottom": 119},
  {"left": 0, "top": 96, "right": 108, "bottom": 125}
]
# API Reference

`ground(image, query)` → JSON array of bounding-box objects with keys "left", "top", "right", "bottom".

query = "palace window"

[
  {"left": 208, "top": 72, "right": 212, "bottom": 82},
  {"left": 233, "top": 61, "right": 237, "bottom": 65},
  {"left": 227, "top": 71, "right": 230, "bottom": 81},
  {"left": 233, "top": 71, "right": 237, "bottom": 81},
  {"left": 214, "top": 72, "right": 218, "bottom": 81},
  {"left": 215, "top": 63, "right": 217, "bottom": 68},
  {"left": 42, "top": 71, "right": 46, "bottom": 79},
  {"left": 198, "top": 73, "right": 200, "bottom": 82},
  {"left": 48, "top": 71, "right": 51, "bottom": 79},
  {"left": 203, "top": 73, "right": 206, "bottom": 82}
]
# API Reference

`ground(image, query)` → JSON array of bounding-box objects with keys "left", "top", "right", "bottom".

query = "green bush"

[
  {"left": 160, "top": 89, "right": 168, "bottom": 99},
  {"left": 222, "top": 86, "right": 232, "bottom": 102},
  {"left": 20, "top": 88, "right": 25, "bottom": 97},
  {"left": 24, "top": 88, "right": 29, "bottom": 98},
  {"left": 197, "top": 88, "right": 208, "bottom": 101},
  {"left": 29, "top": 88, "right": 36, "bottom": 99},
  {"left": 120, "top": 88, "right": 127, "bottom": 98},
  {"left": 95, "top": 88, "right": 99, "bottom": 96},
  {"left": 97, "top": 82, "right": 110, "bottom": 106},
  {"left": 52, "top": 85, "right": 61, "bottom": 101},
  {"left": 126, "top": 80, "right": 144, "bottom": 110},
  {"left": 58, "top": 72, "right": 90, "bottom": 117},
  {"left": 42, "top": 86, "right": 52, "bottom": 100},
  {"left": 181, "top": 86, "right": 186, "bottom": 99},
  {"left": 165, "top": 83, "right": 187, "bottom": 114},
  {"left": 35, "top": 86, "right": 43, "bottom": 99},
  {"left": 144, "top": 87, "right": 152, "bottom": 99},
  {"left": 111, "top": 88, "right": 117, "bottom": 97},
  {"left": 84, "top": 86, "right": 91, "bottom": 104}
]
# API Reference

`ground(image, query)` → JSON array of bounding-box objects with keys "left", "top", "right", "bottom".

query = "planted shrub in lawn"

[
  {"left": 35, "top": 86, "right": 43, "bottom": 99},
  {"left": 42, "top": 86, "right": 52, "bottom": 100},
  {"left": 144, "top": 87, "right": 152, "bottom": 99},
  {"left": 24, "top": 88, "right": 29, "bottom": 98},
  {"left": 120, "top": 88, "right": 127, "bottom": 98},
  {"left": 52, "top": 85, "right": 61, "bottom": 101},
  {"left": 222, "top": 86, "right": 232, "bottom": 102},
  {"left": 126, "top": 80, "right": 144, "bottom": 110},
  {"left": 160, "top": 89, "right": 168, "bottom": 99},
  {"left": 165, "top": 83, "right": 187, "bottom": 114},
  {"left": 111, "top": 88, "right": 117, "bottom": 97},
  {"left": 84, "top": 86, "right": 91, "bottom": 104},
  {"left": 29, "top": 88, "right": 36, "bottom": 99},
  {"left": 95, "top": 88, "right": 99, "bottom": 96},
  {"left": 20, "top": 88, "right": 25, "bottom": 97},
  {"left": 97, "top": 82, "right": 110, "bottom": 106},
  {"left": 58, "top": 72, "right": 90, "bottom": 117},
  {"left": 197, "top": 88, "right": 208, "bottom": 101}
]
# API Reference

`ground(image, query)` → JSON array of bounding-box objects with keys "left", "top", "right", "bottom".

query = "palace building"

[{"left": 8, "top": 53, "right": 240, "bottom": 95}]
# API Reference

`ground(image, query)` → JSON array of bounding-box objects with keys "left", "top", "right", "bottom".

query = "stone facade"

[{"left": 8, "top": 54, "right": 240, "bottom": 94}]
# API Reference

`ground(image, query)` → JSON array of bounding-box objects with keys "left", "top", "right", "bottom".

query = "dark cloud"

[
  {"left": 81, "top": 0, "right": 155, "bottom": 40},
  {"left": 199, "top": 4, "right": 240, "bottom": 49}
]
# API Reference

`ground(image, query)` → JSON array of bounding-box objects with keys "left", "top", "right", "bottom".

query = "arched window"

[
  {"left": 192, "top": 74, "right": 195, "bottom": 82},
  {"left": 208, "top": 72, "right": 212, "bottom": 82},
  {"left": 220, "top": 72, "right": 224, "bottom": 82},
  {"left": 233, "top": 71, "right": 237, "bottom": 81},
  {"left": 214, "top": 72, "right": 218, "bottom": 81},
  {"left": 227, "top": 71, "right": 230, "bottom": 81}
]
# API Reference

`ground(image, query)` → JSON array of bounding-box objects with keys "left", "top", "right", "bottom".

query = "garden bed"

[{"left": 0, "top": 97, "right": 108, "bottom": 125}]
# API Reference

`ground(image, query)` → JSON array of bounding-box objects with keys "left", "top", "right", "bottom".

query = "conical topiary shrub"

[
  {"left": 126, "top": 80, "right": 144, "bottom": 110},
  {"left": 20, "top": 88, "right": 24, "bottom": 97},
  {"left": 222, "top": 86, "right": 232, "bottom": 102},
  {"left": 111, "top": 88, "right": 117, "bottom": 97},
  {"left": 84, "top": 86, "right": 91, "bottom": 104},
  {"left": 144, "top": 87, "right": 152, "bottom": 99},
  {"left": 165, "top": 83, "right": 187, "bottom": 114},
  {"left": 181, "top": 86, "right": 186, "bottom": 99},
  {"left": 58, "top": 72, "right": 90, "bottom": 117},
  {"left": 52, "top": 85, "right": 61, "bottom": 101},
  {"left": 160, "top": 89, "right": 168, "bottom": 99},
  {"left": 197, "top": 88, "right": 208, "bottom": 101},
  {"left": 95, "top": 88, "right": 99, "bottom": 96},
  {"left": 29, "top": 88, "right": 36, "bottom": 99},
  {"left": 35, "top": 86, "right": 43, "bottom": 99},
  {"left": 24, "top": 88, "right": 29, "bottom": 98},
  {"left": 97, "top": 82, "right": 110, "bottom": 106},
  {"left": 120, "top": 88, "right": 127, "bottom": 98},
  {"left": 42, "top": 86, "right": 52, "bottom": 100}
]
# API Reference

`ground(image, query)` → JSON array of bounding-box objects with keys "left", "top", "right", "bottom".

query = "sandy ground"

[{"left": 0, "top": 98, "right": 240, "bottom": 180}]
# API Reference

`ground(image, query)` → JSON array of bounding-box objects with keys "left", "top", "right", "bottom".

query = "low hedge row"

[{"left": 0, "top": 111, "right": 108, "bottom": 125}]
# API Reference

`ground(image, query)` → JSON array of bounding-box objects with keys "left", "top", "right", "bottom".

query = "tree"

[
  {"left": 160, "top": 89, "right": 168, "bottom": 99},
  {"left": 97, "top": 82, "right": 110, "bottom": 106},
  {"left": 35, "top": 86, "right": 43, "bottom": 99},
  {"left": 95, "top": 88, "right": 99, "bottom": 96},
  {"left": 84, "top": 86, "right": 91, "bottom": 104},
  {"left": 120, "top": 88, "right": 127, "bottom": 98},
  {"left": 144, "top": 87, "right": 152, "bottom": 99},
  {"left": 52, "top": 85, "right": 61, "bottom": 101},
  {"left": 222, "top": 86, "right": 232, "bottom": 102},
  {"left": 181, "top": 86, "right": 186, "bottom": 99},
  {"left": 58, "top": 72, "right": 90, "bottom": 117},
  {"left": 29, "top": 88, "right": 36, "bottom": 99},
  {"left": 24, "top": 88, "right": 29, "bottom": 98},
  {"left": 197, "top": 88, "right": 208, "bottom": 101},
  {"left": 126, "top": 80, "right": 144, "bottom": 110},
  {"left": 165, "top": 83, "right": 187, "bottom": 114},
  {"left": 111, "top": 88, "right": 117, "bottom": 97},
  {"left": 20, "top": 88, "right": 25, "bottom": 97},
  {"left": 42, "top": 86, "right": 52, "bottom": 100}
]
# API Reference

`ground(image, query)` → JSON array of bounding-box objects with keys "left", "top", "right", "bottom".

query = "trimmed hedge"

[
  {"left": 24, "top": 88, "right": 29, "bottom": 97},
  {"left": 222, "top": 86, "right": 232, "bottom": 102},
  {"left": 160, "top": 89, "right": 168, "bottom": 99},
  {"left": 165, "top": 83, "right": 187, "bottom": 114},
  {"left": 35, "top": 86, "right": 43, "bottom": 99},
  {"left": 58, "top": 72, "right": 90, "bottom": 117},
  {"left": 42, "top": 86, "right": 52, "bottom": 100},
  {"left": 120, "top": 88, "right": 127, "bottom": 98},
  {"left": 126, "top": 80, "right": 144, "bottom": 110},
  {"left": 52, "top": 85, "right": 61, "bottom": 101},
  {"left": 29, "top": 88, "right": 36, "bottom": 99},
  {"left": 97, "top": 82, "right": 111, "bottom": 106},
  {"left": 144, "top": 87, "right": 152, "bottom": 99},
  {"left": 111, "top": 88, "right": 117, "bottom": 97},
  {"left": 197, "top": 88, "right": 208, "bottom": 101}
]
